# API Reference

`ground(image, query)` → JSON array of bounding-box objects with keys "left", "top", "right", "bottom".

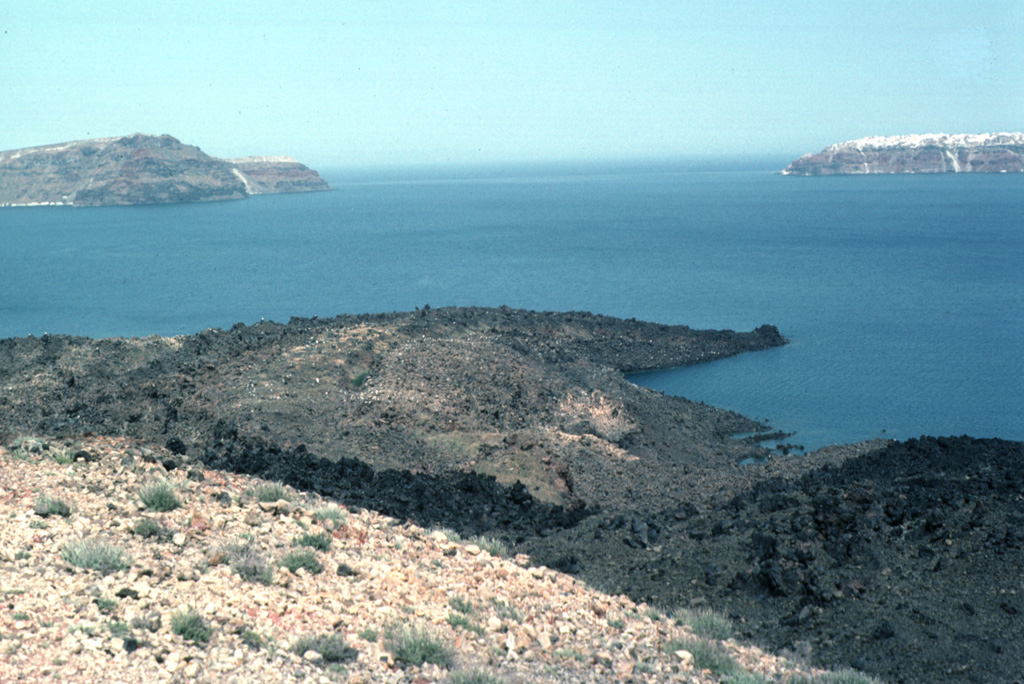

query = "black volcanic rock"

[
  {"left": 0, "top": 133, "right": 331, "bottom": 206},
  {"left": 783, "top": 132, "right": 1024, "bottom": 175}
]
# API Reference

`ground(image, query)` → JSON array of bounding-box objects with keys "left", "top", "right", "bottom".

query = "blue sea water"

[{"left": 1, "top": 161, "right": 1021, "bottom": 450}]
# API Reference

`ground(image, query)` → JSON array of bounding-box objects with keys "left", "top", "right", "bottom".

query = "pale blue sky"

[{"left": 2, "top": 1, "right": 1021, "bottom": 167}]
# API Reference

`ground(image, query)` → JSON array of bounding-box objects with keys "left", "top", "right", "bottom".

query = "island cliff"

[
  {"left": 0, "top": 134, "right": 331, "bottom": 207},
  {"left": 782, "top": 132, "right": 1024, "bottom": 175}
]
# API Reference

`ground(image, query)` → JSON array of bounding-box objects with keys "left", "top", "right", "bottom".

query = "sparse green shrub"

[
  {"left": 336, "top": 562, "right": 358, "bottom": 577},
  {"left": 61, "top": 539, "right": 130, "bottom": 575},
  {"left": 130, "top": 615, "right": 159, "bottom": 632},
  {"left": 138, "top": 480, "right": 180, "bottom": 511},
  {"left": 790, "top": 670, "right": 884, "bottom": 684},
  {"left": 489, "top": 598, "right": 522, "bottom": 623},
  {"left": 674, "top": 607, "right": 735, "bottom": 640},
  {"left": 607, "top": 618, "right": 625, "bottom": 630},
  {"left": 171, "top": 607, "right": 213, "bottom": 644},
  {"left": 664, "top": 637, "right": 739, "bottom": 677},
  {"left": 430, "top": 527, "right": 462, "bottom": 542},
  {"left": 280, "top": 548, "right": 322, "bottom": 574},
  {"left": 11, "top": 437, "right": 47, "bottom": 459},
  {"left": 351, "top": 371, "right": 369, "bottom": 388},
  {"left": 33, "top": 496, "right": 71, "bottom": 518},
  {"left": 107, "top": 620, "right": 129, "bottom": 636},
  {"left": 312, "top": 505, "right": 346, "bottom": 524},
  {"left": 241, "top": 629, "right": 264, "bottom": 650},
  {"left": 14, "top": 550, "right": 31, "bottom": 561},
  {"left": 49, "top": 448, "right": 74, "bottom": 465},
  {"left": 357, "top": 628, "right": 378, "bottom": 642},
  {"left": 94, "top": 597, "right": 119, "bottom": 614},
  {"left": 384, "top": 622, "right": 454, "bottom": 667},
  {"left": 448, "top": 613, "right": 485, "bottom": 636},
  {"left": 447, "top": 669, "right": 507, "bottom": 684},
  {"left": 254, "top": 482, "right": 290, "bottom": 503},
  {"left": 724, "top": 672, "right": 769, "bottom": 684},
  {"left": 449, "top": 595, "right": 474, "bottom": 615},
  {"left": 724, "top": 671, "right": 765, "bottom": 684},
  {"left": 225, "top": 539, "right": 274, "bottom": 585},
  {"left": 294, "top": 531, "right": 332, "bottom": 551},
  {"left": 291, "top": 633, "right": 358, "bottom": 664},
  {"left": 132, "top": 517, "right": 170, "bottom": 540},
  {"left": 468, "top": 535, "right": 508, "bottom": 557},
  {"left": 11, "top": 612, "right": 29, "bottom": 621}
]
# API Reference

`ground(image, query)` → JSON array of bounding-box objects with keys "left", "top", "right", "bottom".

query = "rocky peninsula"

[
  {"left": 1, "top": 307, "right": 1021, "bottom": 683},
  {"left": 782, "top": 132, "right": 1024, "bottom": 175},
  {"left": 0, "top": 134, "right": 330, "bottom": 207}
]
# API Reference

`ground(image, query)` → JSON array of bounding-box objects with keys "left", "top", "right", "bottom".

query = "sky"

[{"left": 1, "top": 1, "right": 1022, "bottom": 167}]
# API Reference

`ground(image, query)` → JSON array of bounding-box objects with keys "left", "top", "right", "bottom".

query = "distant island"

[
  {"left": 782, "top": 132, "right": 1024, "bottom": 175},
  {"left": 0, "top": 133, "right": 331, "bottom": 207}
]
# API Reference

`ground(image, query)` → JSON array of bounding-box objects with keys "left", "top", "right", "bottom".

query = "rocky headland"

[
  {"left": 782, "top": 133, "right": 1024, "bottom": 175},
  {"left": 1, "top": 307, "right": 1021, "bottom": 683},
  {"left": 0, "top": 134, "right": 330, "bottom": 207}
]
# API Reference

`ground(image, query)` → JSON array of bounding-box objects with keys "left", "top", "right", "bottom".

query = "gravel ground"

[{"left": 0, "top": 436, "right": 824, "bottom": 684}]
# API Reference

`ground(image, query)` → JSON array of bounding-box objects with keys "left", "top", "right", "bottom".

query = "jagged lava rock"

[
  {"left": 0, "top": 133, "right": 330, "bottom": 206},
  {"left": 782, "top": 132, "right": 1024, "bottom": 175}
]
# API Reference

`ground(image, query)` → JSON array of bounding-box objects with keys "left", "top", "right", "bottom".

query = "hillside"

[
  {"left": 782, "top": 133, "right": 1024, "bottom": 175},
  {"left": 0, "top": 134, "right": 330, "bottom": 207},
  {"left": 2, "top": 307, "right": 1021, "bottom": 682},
  {"left": 0, "top": 435, "right": 822, "bottom": 683}
]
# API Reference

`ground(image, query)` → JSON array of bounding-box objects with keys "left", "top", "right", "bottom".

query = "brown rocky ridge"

[
  {"left": 781, "top": 133, "right": 1024, "bottom": 175},
  {"left": 0, "top": 134, "right": 330, "bottom": 207}
]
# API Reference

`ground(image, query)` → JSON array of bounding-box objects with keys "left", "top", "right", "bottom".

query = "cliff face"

[
  {"left": 782, "top": 132, "right": 1024, "bottom": 175},
  {"left": 226, "top": 156, "right": 330, "bottom": 195},
  {"left": 0, "top": 134, "right": 331, "bottom": 207}
]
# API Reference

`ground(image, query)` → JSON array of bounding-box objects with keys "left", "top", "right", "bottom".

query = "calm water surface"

[{"left": 1, "top": 162, "right": 1021, "bottom": 449}]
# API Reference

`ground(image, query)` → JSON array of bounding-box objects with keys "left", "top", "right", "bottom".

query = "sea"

[{"left": 1, "top": 159, "right": 1021, "bottom": 451}]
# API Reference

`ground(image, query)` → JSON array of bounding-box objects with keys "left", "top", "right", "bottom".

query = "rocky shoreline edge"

[{"left": 2, "top": 307, "right": 1021, "bottom": 683}]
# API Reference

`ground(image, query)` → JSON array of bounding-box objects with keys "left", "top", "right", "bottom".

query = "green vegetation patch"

[
  {"left": 312, "top": 505, "right": 346, "bottom": 524},
  {"left": 447, "top": 669, "right": 508, "bottom": 684},
  {"left": 293, "top": 531, "right": 332, "bottom": 551},
  {"left": 673, "top": 606, "right": 735, "bottom": 640},
  {"left": 384, "top": 622, "right": 454, "bottom": 668},
  {"left": 132, "top": 517, "right": 171, "bottom": 540},
  {"left": 171, "top": 607, "right": 213, "bottom": 644},
  {"left": 790, "top": 670, "right": 885, "bottom": 684},
  {"left": 61, "top": 538, "right": 130, "bottom": 575},
  {"left": 224, "top": 538, "right": 274, "bottom": 585},
  {"left": 280, "top": 548, "right": 322, "bottom": 574},
  {"left": 448, "top": 595, "right": 474, "bottom": 615},
  {"left": 447, "top": 613, "right": 485, "bottom": 636},
  {"left": 291, "top": 633, "right": 358, "bottom": 664},
  {"left": 33, "top": 496, "right": 71, "bottom": 518},
  {"left": 664, "top": 637, "right": 740, "bottom": 677},
  {"left": 94, "top": 597, "right": 119, "bottom": 614},
  {"left": 253, "top": 482, "right": 291, "bottom": 503},
  {"left": 138, "top": 480, "right": 180, "bottom": 511}
]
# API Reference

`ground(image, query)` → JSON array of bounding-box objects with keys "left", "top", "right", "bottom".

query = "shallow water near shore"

[{"left": 1, "top": 161, "right": 1021, "bottom": 449}]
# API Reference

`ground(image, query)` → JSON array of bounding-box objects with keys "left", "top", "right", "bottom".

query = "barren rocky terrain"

[
  {"left": 0, "top": 435, "right": 817, "bottom": 683},
  {"left": 1, "top": 307, "right": 1021, "bottom": 683}
]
